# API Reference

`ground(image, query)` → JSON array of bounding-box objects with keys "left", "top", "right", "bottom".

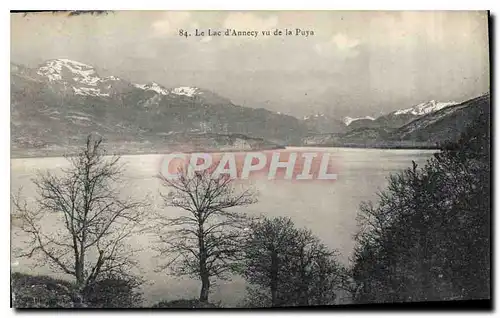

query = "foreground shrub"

[
  {"left": 11, "top": 272, "right": 75, "bottom": 308},
  {"left": 11, "top": 272, "right": 144, "bottom": 308},
  {"left": 82, "top": 275, "right": 144, "bottom": 308},
  {"left": 152, "top": 299, "right": 220, "bottom": 308}
]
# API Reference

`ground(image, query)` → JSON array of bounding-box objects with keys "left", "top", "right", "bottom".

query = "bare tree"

[
  {"left": 12, "top": 135, "right": 148, "bottom": 301},
  {"left": 154, "top": 167, "right": 257, "bottom": 303}
]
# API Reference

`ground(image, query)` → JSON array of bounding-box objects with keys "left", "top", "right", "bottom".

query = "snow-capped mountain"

[
  {"left": 338, "top": 100, "right": 457, "bottom": 130},
  {"left": 37, "top": 59, "right": 123, "bottom": 97},
  {"left": 362, "top": 99, "right": 461, "bottom": 130},
  {"left": 14, "top": 57, "right": 483, "bottom": 155},
  {"left": 392, "top": 100, "right": 458, "bottom": 116},
  {"left": 393, "top": 95, "right": 488, "bottom": 143},
  {"left": 11, "top": 59, "right": 309, "bottom": 155},
  {"left": 37, "top": 59, "right": 97, "bottom": 82},
  {"left": 302, "top": 94, "right": 489, "bottom": 148},
  {"left": 343, "top": 116, "right": 375, "bottom": 126},
  {"left": 339, "top": 100, "right": 460, "bottom": 131},
  {"left": 36, "top": 59, "right": 204, "bottom": 99}
]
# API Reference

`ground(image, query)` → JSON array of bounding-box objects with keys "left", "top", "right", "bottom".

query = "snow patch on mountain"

[
  {"left": 303, "top": 113, "right": 326, "bottom": 120},
  {"left": 134, "top": 82, "right": 170, "bottom": 95},
  {"left": 343, "top": 116, "right": 375, "bottom": 126},
  {"left": 171, "top": 86, "right": 201, "bottom": 97},
  {"left": 134, "top": 84, "right": 202, "bottom": 97},
  {"left": 393, "top": 100, "right": 458, "bottom": 116},
  {"left": 72, "top": 86, "right": 109, "bottom": 97},
  {"left": 37, "top": 61, "right": 63, "bottom": 81}
]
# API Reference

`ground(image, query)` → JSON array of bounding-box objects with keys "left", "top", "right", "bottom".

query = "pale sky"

[{"left": 11, "top": 11, "right": 490, "bottom": 118}]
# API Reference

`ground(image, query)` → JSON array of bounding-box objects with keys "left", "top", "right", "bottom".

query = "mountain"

[
  {"left": 372, "top": 100, "right": 459, "bottom": 129},
  {"left": 392, "top": 100, "right": 459, "bottom": 116},
  {"left": 11, "top": 59, "right": 309, "bottom": 157},
  {"left": 302, "top": 100, "right": 459, "bottom": 135},
  {"left": 11, "top": 58, "right": 483, "bottom": 155},
  {"left": 336, "top": 100, "right": 460, "bottom": 132},
  {"left": 389, "top": 95, "right": 489, "bottom": 144},
  {"left": 303, "top": 114, "right": 347, "bottom": 134},
  {"left": 302, "top": 94, "right": 490, "bottom": 148},
  {"left": 302, "top": 114, "right": 378, "bottom": 134}
]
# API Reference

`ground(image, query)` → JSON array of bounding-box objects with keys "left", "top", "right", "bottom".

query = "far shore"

[
  {"left": 10, "top": 144, "right": 286, "bottom": 160},
  {"left": 299, "top": 143, "right": 441, "bottom": 151},
  {"left": 10, "top": 143, "right": 441, "bottom": 159}
]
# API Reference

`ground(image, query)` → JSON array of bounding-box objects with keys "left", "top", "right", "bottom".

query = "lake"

[{"left": 10, "top": 147, "right": 437, "bottom": 306}]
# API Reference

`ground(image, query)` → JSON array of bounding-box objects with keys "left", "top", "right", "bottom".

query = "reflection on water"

[{"left": 10, "top": 147, "right": 437, "bottom": 306}]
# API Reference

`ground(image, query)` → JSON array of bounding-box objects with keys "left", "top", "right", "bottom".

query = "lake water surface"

[{"left": 10, "top": 147, "right": 437, "bottom": 306}]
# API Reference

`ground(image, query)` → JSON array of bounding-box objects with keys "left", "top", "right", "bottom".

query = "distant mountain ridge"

[
  {"left": 302, "top": 94, "right": 490, "bottom": 149},
  {"left": 392, "top": 100, "right": 458, "bottom": 116},
  {"left": 301, "top": 99, "right": 460, "bottom": 133},
  {"left": 11, "top": 58, "right": 481, "bottom": 156},
  {"left": 36, "top": 59, "right": 209, "bottom": 99},
  {"left": 391, "top": 95, "right": 488, "bottom": 143},
  {"left": 11, "top": 59, "right": 308, "bottom": 157}
]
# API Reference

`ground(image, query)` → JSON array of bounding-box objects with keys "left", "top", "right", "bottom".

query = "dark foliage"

[
  {"left": 242, "top": 217, "right": 344, "bottom": 307},
  {"left": 11, "top": 272, "right": 76, "bottom": 308},
  {"left": 152, "top": 299, "right": 219, "bottom": 308},
  {"left": 351, "top": 96, "right": 490, "bottom": 303},
  {"left": 82, "top": 274, "right": 144, "bottom": 308},
  {"left": 11, "top": 272, "right": 143, "bottom": 308}
]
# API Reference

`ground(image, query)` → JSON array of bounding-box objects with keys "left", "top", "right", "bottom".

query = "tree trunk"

[
  {"left": 75, "top": 259, "right": 84, "bottom": 288},
  {"left": 271, "top": 288, "right": 278, "bottom": 307},
  {"left": 198, "top": 224, "right": 210, "bottom": 303},
  {"left": 74, "top": 259, "right": 86, "bottom": 308},
  {"left": 200, "top": 274, "right": 210, "bottom": 303}
]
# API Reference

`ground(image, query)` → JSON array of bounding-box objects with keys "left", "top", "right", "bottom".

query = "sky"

[{"left": 11, "top": 11, "right": 490, "bottom": 118}]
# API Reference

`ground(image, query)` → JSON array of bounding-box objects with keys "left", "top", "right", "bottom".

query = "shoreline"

[
  {"left": 297, "top": 143, "right": 441, "bottom": 151},
  {"left": 10, "top": 143, "right": 440, "bottom": 159},
  {"left": 10, "top": 145, "right": 286, "bottom": 160}
]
